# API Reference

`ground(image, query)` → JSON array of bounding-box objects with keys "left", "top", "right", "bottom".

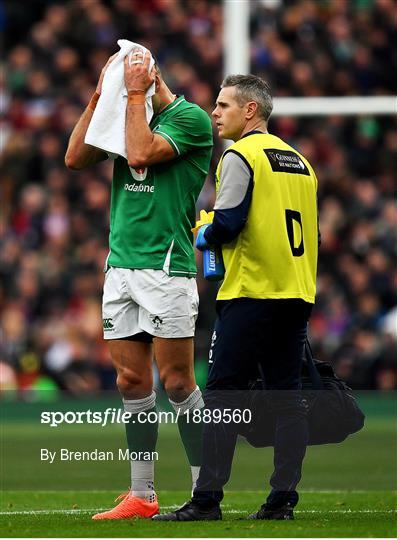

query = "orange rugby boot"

[{"left": 92, "top": 492, "right": 159, "bottom": 520}]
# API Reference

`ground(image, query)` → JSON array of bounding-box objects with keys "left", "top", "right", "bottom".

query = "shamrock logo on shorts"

[{"left": 151, "top": 315, "right": 163, "bottom": 329}]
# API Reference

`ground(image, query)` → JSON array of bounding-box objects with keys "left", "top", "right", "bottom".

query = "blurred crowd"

[{"left": 1, "top": 0, "right": 396, "bottom": 399}]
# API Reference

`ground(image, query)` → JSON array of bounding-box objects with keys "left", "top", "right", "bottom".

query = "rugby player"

[{"left": 65, "top": 49, "right": 213, "bottom": 519}]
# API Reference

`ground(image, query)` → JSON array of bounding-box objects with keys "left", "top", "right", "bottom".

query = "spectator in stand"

[{"left": 1, "top": 0, "right": 396, "bottom": 396}]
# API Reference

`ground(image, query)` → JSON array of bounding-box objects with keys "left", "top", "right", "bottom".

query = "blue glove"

[{"left": 196, "top": 224, "right": 211, "bottom": 251}]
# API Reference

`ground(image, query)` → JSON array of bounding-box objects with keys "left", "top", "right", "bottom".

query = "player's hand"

[
  {"left": 196, "top": 224, "right": 211, "bottom": 251},
  {"left": 124, "top": 48, "right": 155, "bottom": 93},
  {"left": 96, "top": 53, "right": 118, "bottom": 95}
]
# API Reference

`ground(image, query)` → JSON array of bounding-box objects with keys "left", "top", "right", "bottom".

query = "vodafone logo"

[{"left": 129, "top": 166, "right": 148, "bottom": 181}]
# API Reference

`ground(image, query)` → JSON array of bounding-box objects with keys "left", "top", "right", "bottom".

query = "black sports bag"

[{"left": 241, "top": 341, "right": 365, "bottom": 447}]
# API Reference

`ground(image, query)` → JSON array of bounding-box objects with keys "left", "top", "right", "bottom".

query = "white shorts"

[{"left": 102, "top": 268, "right": 199, "bottom": 340}]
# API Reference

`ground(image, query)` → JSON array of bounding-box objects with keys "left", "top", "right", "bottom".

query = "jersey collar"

[
  {"left": 156, "top": 95, "right": 185, "bottom": 116},
  {"left": 241, "top": 130, "right": 266, "bottom": 139}
]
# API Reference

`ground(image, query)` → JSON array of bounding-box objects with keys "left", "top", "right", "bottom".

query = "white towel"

[{"left": 85, "top": 39, "right": 155, "bottom": 159}]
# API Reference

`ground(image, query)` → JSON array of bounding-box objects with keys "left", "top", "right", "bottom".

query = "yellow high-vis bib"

[{"left": 215, "top": 132, "right": 318, "bottom": 303}]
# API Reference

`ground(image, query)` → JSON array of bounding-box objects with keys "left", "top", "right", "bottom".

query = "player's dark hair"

[
  {"left": 221, "top": 74, "right": 273, "bottom": 121},
  {"left": 151, "top": 52, "right": 162, "bottom": 78}
]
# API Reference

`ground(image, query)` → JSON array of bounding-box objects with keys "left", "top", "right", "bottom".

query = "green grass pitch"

[
  {"left": 1, "top": 393, "right": 396, "bottom": 537},
  {"left": 1, "top": 490, "right": 396, "bottom": 537}
]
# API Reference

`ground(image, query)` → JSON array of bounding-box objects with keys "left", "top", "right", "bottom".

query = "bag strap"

[
  {"left": 305, "top": 339, "right": 324, "bottom": 390},
  {"left": 256, "top": 363, "right": 266, "bottom": 390}
]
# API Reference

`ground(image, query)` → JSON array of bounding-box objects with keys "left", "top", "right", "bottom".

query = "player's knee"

[
  {"left": 161, "top": 370, "right": 193, "bottom": 402},
  {"left": 116, "top": 369, "right": 151, "bottom": 399},
  {"left": 169, "top": 384, "right": 204, "bottom": 414}
]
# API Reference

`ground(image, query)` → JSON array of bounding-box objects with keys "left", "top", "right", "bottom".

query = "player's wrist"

[
  {"left": 87, "top": 92, "right": 100, "bottom": 112},
  {"left": 127, "top": 90, "right": 146, "bottom": 105}
]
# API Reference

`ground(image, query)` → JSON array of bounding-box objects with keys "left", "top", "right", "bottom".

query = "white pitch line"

[
  {"left": 0, "top": 509, "right": 102, "bottom": 516},
  {"left": 0, "top": 508, "right": 395, "bottom": 516},
  {"left": 2, "top": 489, "right": 388, "bottom": 493},
  {"left": 0, "top": 506, "right": 173, "bottom": 516}
]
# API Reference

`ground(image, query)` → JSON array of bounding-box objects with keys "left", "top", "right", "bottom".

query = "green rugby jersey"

[{"left": 107, "top": 96, "right": 213, "bottom": 277}]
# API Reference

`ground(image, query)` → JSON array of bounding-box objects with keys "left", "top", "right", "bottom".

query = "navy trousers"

[{"left": 192, "top": 298, "right": 312, "bottom": 508}]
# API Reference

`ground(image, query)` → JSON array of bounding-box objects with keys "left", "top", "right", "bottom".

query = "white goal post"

[
  {"left": 224, "top": 0, "right": 397, "bottom": 117},
  {"left": 273, "top": 97, "right": 397, "bottom": 116}
]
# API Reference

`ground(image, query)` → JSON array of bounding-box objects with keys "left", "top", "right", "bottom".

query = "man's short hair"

[
  {"left": 221, "top": 74, "right": 273, "bottom": 121},
  {"left": 151, "top": 52, "right": 162, "bottom": 78}
]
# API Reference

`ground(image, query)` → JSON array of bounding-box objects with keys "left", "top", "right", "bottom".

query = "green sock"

[
  {"left": 124, "top": 406, "right": 158, "bottom": 454},
  {"left": 170, "top": 386, "right": 204, "bottom": 469},
  {"left": 123, "top": 395, "right": 158, "bottom": 498},
  {"left": 177, "top": 412, "right": 203, "bottom": 466}
]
